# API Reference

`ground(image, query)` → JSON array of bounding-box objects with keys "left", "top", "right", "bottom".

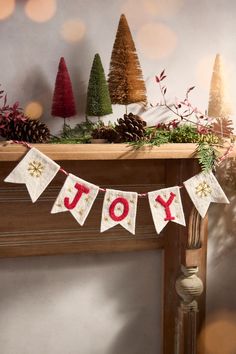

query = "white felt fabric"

[
  {"left": 148, "top": 186, "right": 185, "bottom": 234},
  {"left": 101, "top": 189, "right": 138, "bottom": 235},
  {"left": 51, "top": 174, "right": 99, "bottom": 225},
  {"left": 184, "top": 171, "right": 229, "bottom": 218},
  {"left": 4, "top": 148, "right": 60, "bottom": 202}
]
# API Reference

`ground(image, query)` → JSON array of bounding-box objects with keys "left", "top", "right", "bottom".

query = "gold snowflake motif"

[
  {"left": 85, "top": 196, "right": 91, "bottom": 202},
  {"left": 28, "top": 160, "right": 44, "bottom": 178},
  {"left": 195, "top": 181, "right": 212, "bottom": 198}
]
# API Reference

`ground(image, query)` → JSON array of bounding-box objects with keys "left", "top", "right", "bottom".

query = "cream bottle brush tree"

[{"left": 208, "top": 54, "right": 234, "bottom": 137}]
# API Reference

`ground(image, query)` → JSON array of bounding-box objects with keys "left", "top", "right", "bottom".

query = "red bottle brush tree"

[{"left": 51, "top": 57, "right": 76, "bottom": 127}]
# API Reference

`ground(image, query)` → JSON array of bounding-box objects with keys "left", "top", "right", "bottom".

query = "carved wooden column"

[
  {"left": 175, "top": 208, "right": 207, "bottom": 354},
  {"left": 175, "top": 266, "right": 203, "bottom": 354}
]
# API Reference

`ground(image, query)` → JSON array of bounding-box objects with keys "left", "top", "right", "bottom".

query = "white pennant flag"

[
  {"left": 51, "top": 174, "right": 99, "bottom": 225},
  {"left": 184, "top": 171, "right": 229, "bottom": 218},
  {"left": 101, "top": 189, "right": 138, "bottom": 234},
  {"left": 148, "top": 186, "right": 185, "bottom": 234},
  {"left": 4, "top": 148, "right": 60, "bottom": 202}
]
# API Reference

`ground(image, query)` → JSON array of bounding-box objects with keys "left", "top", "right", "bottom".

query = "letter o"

[{"left": 109, "top": 197, "right": 129, "bottom": 221}]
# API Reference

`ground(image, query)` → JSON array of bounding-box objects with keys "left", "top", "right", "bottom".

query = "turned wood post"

[
  {"left": 175, "top": 208, "right": 208, "bottom": 354},
  {"left": 175, "top": 266, "right": 203, "bottom": 354}
]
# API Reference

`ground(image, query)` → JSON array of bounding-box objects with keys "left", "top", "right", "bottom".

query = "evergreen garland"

[
  {"left": 50, "top": 122, "right": 94, "bottom": 144},
  {"left": 130, "top": 124, "right": 221, "bottom": 171}
]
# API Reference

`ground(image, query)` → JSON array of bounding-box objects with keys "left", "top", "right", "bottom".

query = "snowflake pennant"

[
  {"left": 148, "top": 186, "right": 185, "bottom": 234},
  {"left": 4, "top": 148, "right": 60, "bottom": 202},
  {"left": 28, "top": 160, "right": 45, "bottom": 177},
  {"left": 195, "top": 181, "right": 212, "bottom": 198},
  {"left": 101, "top": 189, "right": 138, "bottom": 234},
  {"left": 51, "top": 174, "right": 99, "bottom": 225},
  {"left": 184, "top": 171, "right": 229, "bottom": 218}
]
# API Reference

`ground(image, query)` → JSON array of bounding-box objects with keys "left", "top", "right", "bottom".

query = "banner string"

[{"left": 5, "top": 139, "right": 234, "bottom": 197}]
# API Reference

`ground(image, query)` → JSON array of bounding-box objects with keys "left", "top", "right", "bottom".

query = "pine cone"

[
  {"left": 91, "top": 125, "right": 119, "bottom": 142},
  {"left": 5, "top": 119, "right": 50, "bottom": 143},
  {"left": 115, "top": 113, "right": 147, "bottom": 142}
]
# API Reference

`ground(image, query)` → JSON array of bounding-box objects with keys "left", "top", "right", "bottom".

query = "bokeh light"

[
  {"left": 25, "top": 101, "right": 43, "bottom": 120},
  {"left": 198, "top": 311, "right": 236, "bottom": 354},
  {"left": 60, "top": 19, "right": 86, "bottom": 43},
  {"left": 25, "top": 0, "right": 56, "bottom": 23},
  {"left": 121, "top": 0, "right": 158, "bottom": 28},
  {"left": 153, "top": 0, "right": 184, "bottom": 17},
  {"left": 137, "top": 23, "right": 177, "bottom": 60},
  {"left": 121, "top": 0, "right": 184, "bottom": 27},
  {"left": 0, "top": 0, "right": 15, "bottom": 20}
]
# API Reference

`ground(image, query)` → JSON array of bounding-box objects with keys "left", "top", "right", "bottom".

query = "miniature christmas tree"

[
  {"left": 208, "top": 54, "right": 231, "bottom": 118},
  {"left": 51, "top": 57, "right": 76, "bottom": 127},
  {"left": 208, "top": 54, "right": 233, "bottom": 137},
  {"left": 108, "top": 14, "right": 147, "bottom": 110},
  {"left": 86, "top": 53, "right": 112, "bottom": 119}
]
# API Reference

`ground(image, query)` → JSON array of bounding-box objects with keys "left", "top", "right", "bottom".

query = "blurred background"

[{"left": 0, "top": 1, "right": 236, "bottom": 353}]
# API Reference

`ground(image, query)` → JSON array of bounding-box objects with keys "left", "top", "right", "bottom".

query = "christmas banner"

[
  {"left": 51, "top": 174, "right": 99, "bottom": 225},
  {"left": 101, "top": 189, "right": 138, "bottom": 234},
  {"left": 3, "top": 146, "right": 230, "bottom": 235},
  {"left": 4, "top": 148, "right": 60, "bottom": 202},
  {"left": 148, "top": 187, "right": 185, "bottom": 233},
  {"left": 183, "top": 171, "right": 229, "bottom": 218}
]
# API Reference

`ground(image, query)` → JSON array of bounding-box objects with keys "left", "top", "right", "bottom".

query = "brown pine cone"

[
  {"left": 5, "top": 119, "right": 50, "bottom": 143},
  {"left": 91, "top": 125, "right": 120, "bottom": 142},
  {"left": 115, "top": 113, "right": 147, "bottom": 142}
]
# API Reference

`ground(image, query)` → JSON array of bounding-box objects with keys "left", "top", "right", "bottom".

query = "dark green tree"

[{"left": 86, "top": 53, "right": 112, "bottom": 119}]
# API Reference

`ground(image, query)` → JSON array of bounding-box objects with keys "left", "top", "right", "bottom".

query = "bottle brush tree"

[
  {"left": 51, "top": 57, "right": 76, "bottom": 128},
  {"left": 208, "top": 53, "right": 231, "bottom": 118},
  {"left": 108, "top": 14, "right": 147, "bottom": 112},
  {"left": 208, "top": 54, "right": 233, "bottom": 137},
  {"left": 86, "top": 53, "right": 112, "bottom": 120}
]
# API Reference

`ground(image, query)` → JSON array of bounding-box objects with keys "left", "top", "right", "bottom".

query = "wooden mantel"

[
  {"left": 0, "top": 142, "right": 234, "bottom": 161},
  {"left": 0, "top": 142, "right": 232, "bottom": 354},
  {"left": 0, "top": 142, "right": 195, "bottom": 161}
]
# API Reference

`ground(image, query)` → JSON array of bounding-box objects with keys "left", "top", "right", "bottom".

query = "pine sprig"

[
  {"left": 196, "top": 141, "right": 219, "bottom": 172},
  {"left": 50, "top": 121, "right": 95, "bottom": 144},
  {"left": 170, "top": 125, "right": 199, "bottom": 143},
  {"left": 130, "top": 123, "right": 220, "bottom": 171},
  {"left": 129, "top": 128, "right": 170, "bottom": 148}
]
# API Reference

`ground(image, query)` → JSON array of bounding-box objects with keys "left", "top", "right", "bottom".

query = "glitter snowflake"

[
  {"left": 195, "top": 181, "right": 212, "bottom": 198},
  {"left": 28, "top": 160, "right": 44, "bottom": 178}
]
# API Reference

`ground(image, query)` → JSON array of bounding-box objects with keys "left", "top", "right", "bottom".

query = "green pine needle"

[
  {"left": 131, "top": 124, "right": 220, "bottom": 172},
  {"left": 196, "top": 141, "right": 219, "bottom": 172}
]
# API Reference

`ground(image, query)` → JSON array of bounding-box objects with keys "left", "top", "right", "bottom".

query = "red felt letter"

[
  {"left": 109, "top": 197, "right": 129, "bottom": 221},
  {"left": 64, "top": 183, "right": 90, "bottom": 210},
  {"left": 155, "top": 192, "right": 176, "bottom": 221}
]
